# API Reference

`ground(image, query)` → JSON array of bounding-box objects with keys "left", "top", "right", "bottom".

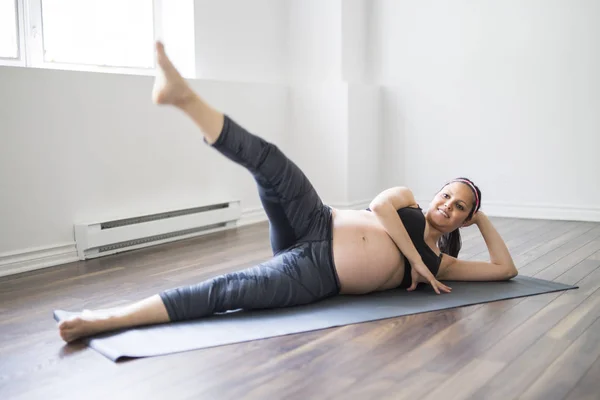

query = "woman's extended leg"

[
  {"left": 58, "top": 241, "right": 338, "bottom": 343},
  {"left": 153, "top": 42, "right": 325, "bottom": 255},
  {"left": 58, "top": 295, "right": 169, "bottom": 343}
]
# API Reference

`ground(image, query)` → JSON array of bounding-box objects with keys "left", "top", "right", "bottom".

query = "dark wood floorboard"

[
  {"left": 1, "top": 217, "right": 600, "bottom": 400},
  {"left": 564, "top": 350, "right": 600, "bottom": 400}
]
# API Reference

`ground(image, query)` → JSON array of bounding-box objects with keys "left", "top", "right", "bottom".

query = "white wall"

[
  {"left": 287, "top": 0, "right": 384, "bottom": 207},
  {"left": 288, "top": 84, "right": 349, "bottom": 203},
  {"left": 193, "top": 0, "right": 289, "bottom": 83},
  {"left": 372, "top": 0, "right": 600, "bottom": 220},
  {"left": 0, "top": 66, "right": 290, "bottom": 275},
  {"left": 341, "top": 0, "right": 371, "bottom": 83},
  {"left": 347, "top": 84, "right": 383, "bottom": 203},
  {"left": 289, "top": 0, "right": 342, "bottom": 82}
]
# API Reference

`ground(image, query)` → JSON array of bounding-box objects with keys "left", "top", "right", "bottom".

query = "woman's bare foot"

[
  {"left": 152, "top": 41, "right": 196, "bottom": 107},
  {"left": 57, "top": 295, "right": 171, "bottom": 343},
  {"left": 151, "top": 41, "right": 225, "bottom": 143},
  {"left": 58, "top": 310, "right": 116, "bottom": 343}
]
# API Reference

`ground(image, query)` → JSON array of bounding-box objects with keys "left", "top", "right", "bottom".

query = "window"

[
  {"left": 0, "top": 0, "right": 19, "bottom": 59},
  {"left": 40, "top": 0, "right": 156, "bottom": 69},
  {"left": 0, "top": 0, "right": 163, "bottom": 73}
]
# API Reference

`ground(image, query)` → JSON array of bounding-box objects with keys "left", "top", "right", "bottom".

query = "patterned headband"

[{"left": 449, "top": 178, "right": 480, "bottom": 213}]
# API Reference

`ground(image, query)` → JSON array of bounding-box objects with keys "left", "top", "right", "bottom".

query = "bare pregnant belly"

[{"left": 330, "top": 208, "right": 406, "bottom": 294}]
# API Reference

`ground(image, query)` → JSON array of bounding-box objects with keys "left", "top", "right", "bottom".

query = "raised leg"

[
  {"left": 213, "top": 116, "right": 326, "bottom": 254},
  {"left": 153, "top": 42, "right": 327, "bottom": 254}
]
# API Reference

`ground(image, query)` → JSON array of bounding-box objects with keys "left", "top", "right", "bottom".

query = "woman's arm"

[
  {"left": 369, "top": 187, "right": 451, "bottom": 294},
  {"left": 437, "top": 212, "right": 518, "bottom": 281},
  {"left": 476, "top": 212, "right": 516, "bottom": 268},
  {"left": 369, "top": 187, "right": 422, "bottom": 265},
  {"left": 370, "top": 202, "right": 423, "bottom": 266}
]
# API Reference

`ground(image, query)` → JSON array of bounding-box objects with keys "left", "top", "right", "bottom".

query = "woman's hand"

[
  {"left": 407, "top": 260, "right": 452, "bottom": 294},
  {"left": 462, "top": 210, "right": 483, "bottom": 228}
]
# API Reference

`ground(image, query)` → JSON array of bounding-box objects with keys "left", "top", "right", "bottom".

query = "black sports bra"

[{"left": 367, "top": 206, "right": 443, "bottom": 288}]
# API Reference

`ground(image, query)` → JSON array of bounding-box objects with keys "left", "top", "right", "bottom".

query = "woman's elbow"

[
  {"left": 370, "top": 201, "right": 393, "bottom": 214},
  {"left": 506, "top": 265, "right": 518, "bottom": 280}
]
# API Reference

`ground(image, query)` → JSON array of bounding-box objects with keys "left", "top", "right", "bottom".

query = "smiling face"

[{"left": 427, "top": 181, "right": 477, "bottom": 233}]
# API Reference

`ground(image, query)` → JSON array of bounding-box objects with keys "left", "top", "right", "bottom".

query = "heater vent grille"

[
  {"left": 101, "top": 203, "right": 229, "bottom": 229},
  {"left": 74, "top": 201, "right": 241, "bottom": 260},
  {"left": 98, "top": 222, "right": 227, "bottom": 252}
]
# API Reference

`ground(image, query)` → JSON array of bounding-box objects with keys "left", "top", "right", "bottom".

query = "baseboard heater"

[{"left": 74, "top": 201, "right": 242, "bottom": 260}]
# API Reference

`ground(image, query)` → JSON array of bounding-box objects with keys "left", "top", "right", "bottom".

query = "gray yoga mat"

[{"left": 53, "top": 275, "right": 576, "bottom": 362}]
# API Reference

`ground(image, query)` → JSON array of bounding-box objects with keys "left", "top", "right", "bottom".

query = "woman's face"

[{"left": 427, "top": 182, "right": 475, "bottom": 232}]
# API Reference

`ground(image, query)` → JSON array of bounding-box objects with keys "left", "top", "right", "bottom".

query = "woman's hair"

[{"left": 438, "top": 177, "right": 482, "bottom": 257}]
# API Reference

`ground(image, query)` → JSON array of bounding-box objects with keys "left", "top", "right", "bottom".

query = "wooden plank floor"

[{"left": 1, "top": 216, "right": 600, "bottom": 400}]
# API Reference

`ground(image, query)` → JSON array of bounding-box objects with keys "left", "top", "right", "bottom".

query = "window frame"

[
  {"left": 1, "top": 0, "right": 162, "bottom": 75},
  {"left": 0, "top": 0, "right": 27, "bottom": 66}
]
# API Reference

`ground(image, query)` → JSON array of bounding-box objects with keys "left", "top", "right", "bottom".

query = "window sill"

[
  {"left": 0, "top": 61, "right": 156, "bottom": 77},
  {"left": 0, "top": 57, "right": 26, "bottom": 68}
]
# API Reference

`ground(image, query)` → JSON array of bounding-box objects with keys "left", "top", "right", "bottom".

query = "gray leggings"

[{"left": 159, "top": 115, "right": 341, "bottom": 322}]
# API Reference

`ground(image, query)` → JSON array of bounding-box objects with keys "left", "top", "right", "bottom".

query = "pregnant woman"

[{"left": 57, "top": 43, "right": 517, "bottom": 343}]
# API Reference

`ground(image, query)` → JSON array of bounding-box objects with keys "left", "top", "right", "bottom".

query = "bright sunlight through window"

[
  {"left": 41, "top": 0, "right": 155, "bottom": 68},
  {"left": 0, "top": 0, "right": 19, "bottom": 58}
]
